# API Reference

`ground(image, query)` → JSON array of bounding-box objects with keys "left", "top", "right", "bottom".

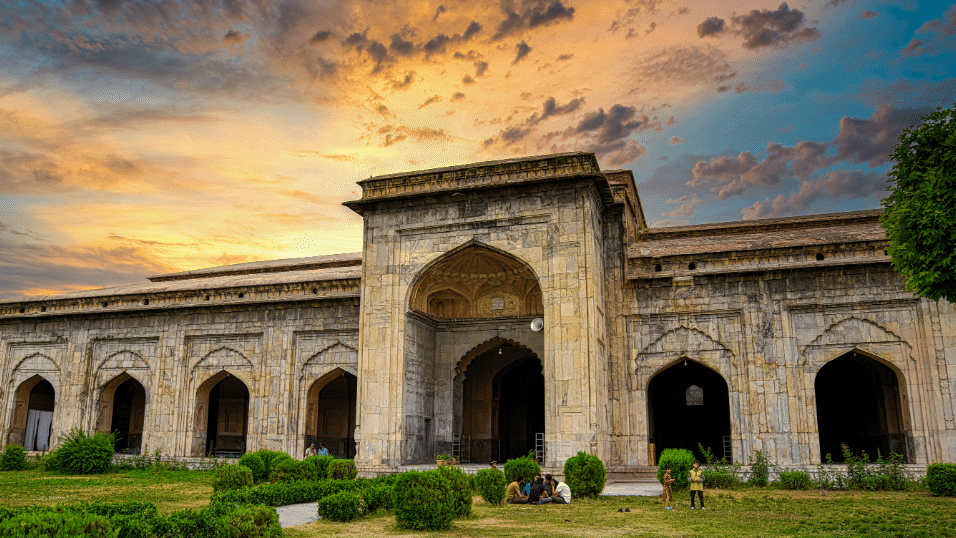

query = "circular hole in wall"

[
  {"left": 654, "top": 264, "right": 662, "bottom": 272},
  {"left": 688, "top": 262, "right": 697, "bottom": 270},
  {"left": 816, "top": 253, "right": 825, "bottom": 261}
]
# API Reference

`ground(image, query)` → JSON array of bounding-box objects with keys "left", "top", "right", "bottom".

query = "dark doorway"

[
  {"left": 815, "top": 352, "right": 907, "bottom": 462},
  {"left": 111, "top": 378, "right": 146, "bottom": 453},
  {"left": 25, "top": 380, "right": 55, "bottom": 451},
  {"left": 496, "top": 356, "right": 545, "bottom": 461},
  {"left": 205, "top": 375, "right": 249, "bottom": 456},
  {"left": 648, "top": 358, "right": 731, "bottom": 464},
  {"left": 305, "top": 371, "right": 357, "bottom": 459}
]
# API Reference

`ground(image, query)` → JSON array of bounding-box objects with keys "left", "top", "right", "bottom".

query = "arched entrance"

[
  {"left": 459, "top": 339, "right": 544, "bottom": 463},
  {"left": 195, "top": 372, "right": 249, "bottom": 457},
  {"left": 647, "top": 358, "right": 731, "bottom": 463},
  {"left": 23, "top": 378, "right": 55, "bottom": 451},
  {"left": 97, "top": 375, "right": 146, "bottom": 453},
  {"left": 305, "top": 370, "right": 357, "bottom": 458},
  {"left": 815, "top": 351, "right": 907, "bottom": 462}
]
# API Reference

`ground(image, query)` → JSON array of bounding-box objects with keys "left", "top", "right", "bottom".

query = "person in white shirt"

[{"left": 553, "top": 481, "right": 572, "bottom": 504}]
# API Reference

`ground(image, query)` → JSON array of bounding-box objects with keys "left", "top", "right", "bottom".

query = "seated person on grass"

[
  {"left": 507, "top": 476, "right": 529, "bottom": 504},
  {"left": 522, "top": 474, "right": 540, "bottom": 496},
  {"left": 528, "top": 477, "right": 552, "bottom": 505},
  {"left": 544, "top": 474, "right": 557, "bottom": 496},
  {"left": 552, "top": 480, "right": 571, "bottom": 504}
]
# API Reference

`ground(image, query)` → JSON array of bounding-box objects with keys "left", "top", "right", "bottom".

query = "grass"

[
  {"left": 287, "top": 489, "right": 956, "bottom": 538},
  {"left": 0, "top": 467, "right": 215, "bottom": 513},
  {"left": 0, "top": 468, "right": 954, "bottom": 537}
]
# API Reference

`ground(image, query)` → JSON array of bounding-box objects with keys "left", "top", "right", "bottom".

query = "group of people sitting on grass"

[{"left": 506, "top": 473, "right": 572, "bottom": 505}]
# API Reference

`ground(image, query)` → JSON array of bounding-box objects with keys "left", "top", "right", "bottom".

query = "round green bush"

[
  {"left": 218, "top": 504, "right": 282, "bottom": 538},
  {"left": 0, "top": 444, "right": 28, "bottom": 471},
  {"left": 436, "top": 465, "right": 473, "bottom": 518},
  {"left": 318, "top": 490, "right": 362, "bottom": 522},
  {"left": 213, "top": 464, "right": 254, "bottom": 491},
  {"left": 563, "top": 451, "right": 606, "bottom": 499},
  {"left": 363, "top": 485, "right": 394, "bottom": 513},
  {"left": 269, "top": 459, "right": 301, "bottom": 483},
  {"left": 503, "top": 455, "right": 540, "bottom": 485},
  {"left": 656, "top": 448, "right": 695, "bottom": 490},
  {"left": 473, "top": 468, "right": 507, "bottom": 506},
  {"left": 238, "top": 453, "right": 266, "bottom": 482},
  {"left": 252, "top": 450, "right": 292, "bottom": 479},
  {"left": 392, "top": 470, "right": 455, "bottom": 531},
  {"left": 301, "top": 455, "right": 333, "bottom": 480},
  {"left": 54, "top": 429, "right": 116, "bottom": 475},
  {"left": 0, "top": 509, "right": 115, "bottom": 538},
  {"left": 327, "top": 459, "right": 357, "bottom": 480},
  {"left": 777, "top": 470, "right": 812, "bottom": 490},
  {"left": 927, "top": 462, "right": 956, "bottom": 497}
]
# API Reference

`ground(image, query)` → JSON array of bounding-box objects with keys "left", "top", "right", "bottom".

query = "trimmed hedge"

[
  {"left": 210, "top": 479, "right": 362, "bottom": 507},
  {"left": 563, "top": 451, "right": 606, "bottom": 499},
  {"left": 270, "top": 459, "right": 301, "bottom": 483},
  {"left": 503, "top": 454, "right": 540, "bottom": 485},
  {"left": 238, "top": 453, "right": 267, "bottom": 482},
  {"left": 363, "top": 485, "right": 394, "bottom": 513},
  {"left": 0, "top": 444, "right": 28, "bottom": 471},
  {"left": 436, "top": 464, "right": 472, "bottom": 518},
  {"left": 218, "top": 504, "right": 282, "bottom": 538},
  {"left": 0, "top": 509, "right": 115, "bottom": 538},
  {"left": 474, "top": 468, "right": 507, "bottom": 506},
  {"left": 777, "top": 470, "right": 812, "bottom": 490},
  {"left": 927, "top": 462, "right": 956, "bottom": 497},
  {"left": 212, "top": 464, "right": 253, "bottom": 491},
  {"left": 392, "top": 470, "right": 455, "bottom": 531},
  {"left": 327, "top": 459, "right": 357, "bottom": 480},
  {"left": 302, "top": 455, "right": 333, "bottom": 481},
  {"left": 318, "top": 491, "right": 362, "bottom": 522},
  {"left": 706, "top": 468, "right": 740, "bottom": 489},
  {"left": 656, "top": 448, "right": 695, "bottom": 490},
  {"left": 251, "top": 450, "right": 292, "bottom": 479}
]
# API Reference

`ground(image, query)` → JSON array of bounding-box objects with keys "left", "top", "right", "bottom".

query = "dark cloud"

[
  {"left": 463, "top": 21, "right": 482, "bottom": 40},
  {"left": 474, "top": 60, "right": 489, "bottom": 77},
  {"left": 670, "top": 136, "right": 683, "bottom": 145},
  {"left": 223, "top": 29, "right": 249, "bottom": 46},
  {"left": 557, "top": 53, "right": 573, "bottom": 61},
  {"left": 310, "top": 30, "right": 332, "bottom": 44},
  {"left": 453, "top": 50, "right": 480, "bottom": 60},
  {"left": 482, "top": 96, "right": 585, "bottom": 147},
  {"left": 646, "top": 22, "right": 657, "bottom": 35},
  {"left": 391, "top": 71, "right": 415, "bottom": 90},
  {"left": 633, "top": 44, "right": 737, "bottom": 87},
  {"left": 433, "top": 5, "right": 447, "bottom": 21},
  {"left": 697, "top": 17, "right": 726, "bottom": 37},
  {"left": 423, "top": 34, "right": 451, "bottom": 56},
  {"left": 462, "top": 75, "right": 476, "bottom": 84},
  {"left": 741, "top": 170, "right": 886, "bottom": 220},
  {"left": 902, "top": 4, "right": 956, "bottom": 57},
  {"left": 696, "top": 3, "right": 821, "bottom": 50},
  {"left": 513, "top": 40, "right": 532, "bottom": 64},
  {"left": 493, "top": 0, "right": 575, "bottom": 40},
  {"left": 451, "top": 92, "right": 465, "bottom": 101},
  {"left": 379, "top": 125, "right": 452, "bottom": 147},
  {"left": 389, "top": 33, "right": 416, "bottom": 55},
  {"left": 831, "top": 105, "right": 924, "bottom": 167},
  {"left": 860, "top": 10, "right": 878, "bottom": 19},
  {"left": 342, "top": 31, "right": 368, "bottom": 47},
  {"left": 419, "top": 95, "right": 442, "bottom": 108}
]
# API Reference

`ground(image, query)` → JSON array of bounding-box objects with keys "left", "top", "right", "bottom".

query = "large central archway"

[
  {"left": 815, "top": 351, "right": 908, "bottom": 462},
  {"left": 647, "top": 358, "right": 731, "bottom": 464},
  {"left": 458, "top": 339, "right": 544, "bottom": 463}
]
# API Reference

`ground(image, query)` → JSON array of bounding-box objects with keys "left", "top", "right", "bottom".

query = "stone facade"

[{"left": 1, "top": 152, "right": 954, "bottom": 473}]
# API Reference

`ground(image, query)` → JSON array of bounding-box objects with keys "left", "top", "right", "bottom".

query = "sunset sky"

[{"left": 1, "top": 0, "right": 954, "bottom": 297}]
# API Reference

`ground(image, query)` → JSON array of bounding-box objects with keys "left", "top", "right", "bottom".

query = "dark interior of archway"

[
  {"left": 496, "top": 356, "right": 545, "bottom": 462},
  {"left": 28, "top": 380, "right": 55, "bottom": 412},
  {"left": 205, "top": 375, "right": 249, "bottom": 456},
  {"left": 815, "top": 352, "right": 906, "bottom": 463},
  {"left": 111, "top": 378, "right": 146, "bottom": 453},
  {"left": 648, "top": 359, "right": 731, "bottom": 463},
  {"left": 308, "top": 373, "right": 358, "bottom": 459}
]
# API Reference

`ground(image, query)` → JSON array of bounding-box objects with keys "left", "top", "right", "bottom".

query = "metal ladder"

[
  {"left": 535, "top": 432, "right": 545, "bottom": 462},
  {"left": 453, "top": 434, "right": 471, "bottom": 463},
  {"left": 723, "top": 435, "right": 732, "bottom": 461}
]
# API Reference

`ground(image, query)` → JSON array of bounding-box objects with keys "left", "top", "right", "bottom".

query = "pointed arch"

[
  {"left": 96, "top": 372, "right": 146, "bottom": 453},
  {"left": 801, "top": 317, "right": 913, "bottom": 369},
  {"left": 194, "top": 347, "right": 255, "bottom": 372},
  {"left": 190, "top": 370, "right": 250, "bottom": 456},
  {"left": 303, "top": 367, "right": 357, "bottom": 458},
  {"left": 456, "top": 336, "right": 533, "bottom": 375},
  {"left": 9, "top": 374, "right": 57, "bottom": 450}
]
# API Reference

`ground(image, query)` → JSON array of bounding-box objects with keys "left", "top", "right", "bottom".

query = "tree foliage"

[{"left": 881, "top": 103, "right": 956, "bottom": 302}]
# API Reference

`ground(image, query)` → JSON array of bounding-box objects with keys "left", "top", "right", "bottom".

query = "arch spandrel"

[
  {"left": 800, "top": 317, "right": 913, "bottom": 374},
  {"left": 409, "top": 243, "right": 543, "bottom": 321}
]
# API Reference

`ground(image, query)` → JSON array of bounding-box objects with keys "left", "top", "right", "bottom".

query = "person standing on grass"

[
  {"left": 507, "top": 476, "right": 529, "bottom": 504},
  {"left": 689, "top": 461, "right": 705, "bottom": 510},
  {"left": 660, "top": 465, "right": 675, "bottom": 510}
]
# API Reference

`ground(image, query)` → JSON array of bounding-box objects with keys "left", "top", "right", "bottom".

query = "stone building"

[{"left": 1, "top": 152, "right": 954, "bottom": 474}]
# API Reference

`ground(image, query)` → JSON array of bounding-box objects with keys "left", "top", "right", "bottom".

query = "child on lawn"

[
  {"left": 660, "top": 465, "right": 675, "bottom": 510},
  {"left": 689, "top": 461, "right": 705, "bottom": 510}
]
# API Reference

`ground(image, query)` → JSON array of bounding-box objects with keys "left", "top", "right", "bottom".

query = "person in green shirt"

[
  {"left": 688, "top": 461, "right": 705, "bottom": 510},
  {"left": 507, "top": 476, "right": 529, "bottom": 504}
]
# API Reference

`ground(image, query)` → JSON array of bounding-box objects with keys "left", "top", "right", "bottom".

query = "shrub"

[
  {"left": 218, "top": 504, "right": 282, "bottom": 538},
  {"left": 327, "top": 459, "right": 357, "bottom": 480},
  {"left": 392, "top": 470, "right": 455, "bottom": 531},
  {"left": 210, "top": 478, "right": 362, "bottom": 507},
  {"left": 706, "top": 469, "right": 740, "bottom": 489},
  {"left": 474, "top": 468, "right": 507, "bottom": 506},
  {"left": 777, "top": 470, "right": 812, "bottom": 490},
  {"left": 54, "top": 429, "right": 116, "bottom": 475},
  {"left": 436, "top": 464, "right": 472, "bottom": 518},
  {"left": 363, "top": 485, "right": 394, "bottom": 513},
  {"left": 238, "top": 453, "right": 266, "bottom": 482},
  {"left": 270, "top": 459, "right": 301, "bottom": 483},
  {"left": 251, "top": 450, "right": 292, "bottom": 479},
  {"left": 318, "top": 490, "right": 362, "bottom": 522},
  {"left": 213, "top": 464, "right": 254, "bottom": 491},
  {"left": 656, "top": 449, "right": 695, "bottom": 490},
  {"left": 0, "top": 509, "right": 115, "bottom": 538},
  {"left": 748, "top": 450, "right": 771, "bottom": 486},
  {"left": 927, "top": 462, "right": 956, "bottom": 497},
  {"left": 563, "top": 451, "right": 606, "bottom": 499},
  {"left": 503, "top": 453, "right": 540, "bottom": 485},
  {"left": 301, "top": 455, "right": 333, "bottom": 481},
  {"left": 0, "top": 444, "right": 27, "bottom": 471}
]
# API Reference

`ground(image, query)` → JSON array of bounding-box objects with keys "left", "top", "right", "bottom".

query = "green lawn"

[{"left": 1, "top": 469, "right": 954, "bottom": 537}]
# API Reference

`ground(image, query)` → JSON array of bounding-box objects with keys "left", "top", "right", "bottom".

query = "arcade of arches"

[
  {"left": 305, "top": 371, "right": 357, "bottom": 459},
  {"left": 815, "top": 351, "right": 907, "bottom": 462}
]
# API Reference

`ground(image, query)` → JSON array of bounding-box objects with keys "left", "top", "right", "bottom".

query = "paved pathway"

[{"left": 275, "top": 481, "right": 662, "bottom": 528}]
